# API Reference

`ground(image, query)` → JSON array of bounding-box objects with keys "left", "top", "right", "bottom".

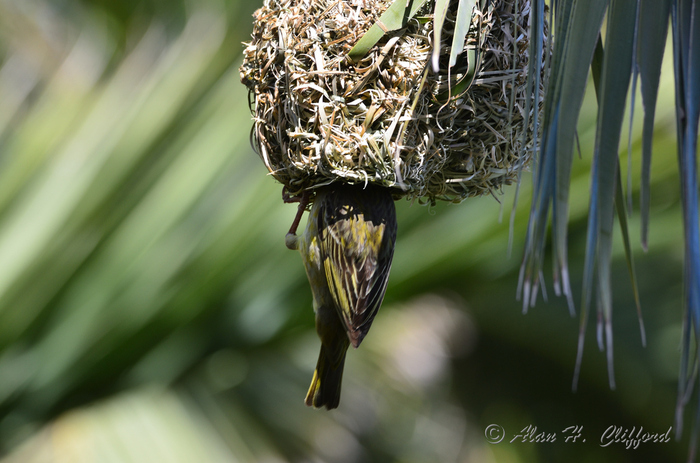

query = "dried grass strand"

[{"left": 240, "top": 0, "right": 549, "bottom": 203}]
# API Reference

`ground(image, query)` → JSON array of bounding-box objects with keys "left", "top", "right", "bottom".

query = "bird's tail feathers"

[{"left": 305, "top": 345, "right": 347, "bottom": 410}]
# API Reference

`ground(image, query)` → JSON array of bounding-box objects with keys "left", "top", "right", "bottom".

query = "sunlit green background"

[{"left": 0, "top": 0, "right": 689, "bottom": 461}]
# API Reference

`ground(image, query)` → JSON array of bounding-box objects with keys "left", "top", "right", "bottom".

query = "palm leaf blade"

[
  {"left": 637, "top": 0, "right": 672, "bottom": 250},
  {"left": 581, "top": 0, "right": 638, "bottom": 389},
  {"left": 449, "top": 0, "right": 477, "bottom": 68},
  {"left": 672, "top": 0, "right": 700, "bottom": 456},
  {"left": 520, "top": 0, "right": 608, "bottom": 317},
  {"left": 348, "top": 0, "right": 428, "bottom": 62},
  {"left": 431, "top": 0, "right": 450, "bottom": 71}
]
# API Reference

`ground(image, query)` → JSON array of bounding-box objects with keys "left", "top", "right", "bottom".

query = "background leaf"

[{"left": 0, "top": 0, "right": 692, "bottom": 462}]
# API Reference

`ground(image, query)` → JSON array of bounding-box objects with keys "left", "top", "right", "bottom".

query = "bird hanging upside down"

[{"left": 285, "top": 183, "right": 397, "bottom": 409}]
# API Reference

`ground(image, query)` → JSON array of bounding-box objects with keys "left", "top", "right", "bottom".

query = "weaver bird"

[{"left": 285, "top": 183, "right": 397, "bottom": 409}]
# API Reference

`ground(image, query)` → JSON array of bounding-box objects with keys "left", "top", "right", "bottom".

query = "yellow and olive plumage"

[{"left": 286, "top": 183, "right": 397, "bottom": 409}]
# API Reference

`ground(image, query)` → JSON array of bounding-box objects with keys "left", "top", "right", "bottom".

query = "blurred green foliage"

[{"left": 0, "top": 0, "right": 690, "bottom": 462}]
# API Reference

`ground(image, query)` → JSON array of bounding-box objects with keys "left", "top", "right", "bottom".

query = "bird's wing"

[{"left": 318, "top": 189, "right": 396, "bottom": 348}]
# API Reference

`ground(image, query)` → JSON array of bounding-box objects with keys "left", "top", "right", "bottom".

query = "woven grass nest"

[{"left": 241, "top": 0, "right": 548, "bottom": 203}]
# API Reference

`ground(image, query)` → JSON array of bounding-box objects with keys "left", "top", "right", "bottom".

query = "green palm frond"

[
  {"left": 348, "top": 0, "right": 429, "bottom": 62},
  {"left": 457, "top": 0, "right": 700, "bottom": 457}
]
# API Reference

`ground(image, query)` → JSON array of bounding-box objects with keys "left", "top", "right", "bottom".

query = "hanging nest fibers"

[{"left": 240, "top": 0, "right": 548, "bottom": 203}]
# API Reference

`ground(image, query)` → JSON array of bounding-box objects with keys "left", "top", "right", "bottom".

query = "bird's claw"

[
  {"left": 284, "top": 188, "right": 310, "bottom": 246},
  {"left": 285, "top": 232, "right": 298, "bottom": 250},
  {"left": 282, "top": 186, "right": 303, "bottom": 204}
]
